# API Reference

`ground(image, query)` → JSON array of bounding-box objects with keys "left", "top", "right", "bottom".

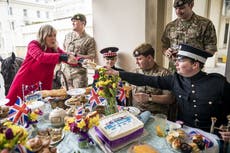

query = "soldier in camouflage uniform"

[
  {"left": 132, "top": 43, "right": 175, "bottom": 116},
  {"left": 161, "top": 0, "right": 217, "bottom": 72},
  {"left": 62, "top": 13, "right": 96, "bottom": 88}
]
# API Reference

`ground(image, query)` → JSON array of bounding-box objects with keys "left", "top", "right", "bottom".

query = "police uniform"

[
  {"left": 132, "top": 45, "right": 172, "bottom": 115},
  {"left": 119, "top": 44, "right": 230, "bottom": 132},
  {"left": 161, "top": 0, "right": 217, "bottom": 71},
  {"left": 62, "top": 14, "right": 96, "bottom": 88},
  {"left": 100, "top": 47, "right": 124, "bottom": 71}
]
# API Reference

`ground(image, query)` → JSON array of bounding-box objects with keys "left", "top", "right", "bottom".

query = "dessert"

[
  {"left": 0, "top": 106, "right": 9, "bottom": 118},
  {"left": 39, "top": 88, "right": 67, "bottom": 98},
  {"left": 180, "top": 143, "right": 192, "bottom": 153},
  {"left": 132, "top": 144, "right": 158, "bottom": 153},
  {"left": 27, "top": 136, "right": 43, "bottom": 152},
  {"left": 189, "top": 142, "right": 200, "bottom": 153},
  {"left": 172, "top": 138, "right": 182, "bottom": 150},
  {"left": 166, "top": 134, "right": 175, "bottom": 144},
  {"left": 95, "top": 111, "right": 144, "bottom": 151}
]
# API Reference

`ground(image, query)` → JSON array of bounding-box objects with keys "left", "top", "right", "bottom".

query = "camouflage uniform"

[
  {"left": 161, "top": 13, "right": 217, "bottom": 71},
  {"left": 132, "top": 64, "right": 172, "bottom": 115},
  {"left": 62, "top": 31, "right": 96, "bottom": 88}
]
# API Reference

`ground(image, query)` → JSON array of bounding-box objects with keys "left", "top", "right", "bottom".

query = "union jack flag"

[
  {"left": 116, "top": 87, "right": 126, "bottom": 106},
  {"left": 8, "top": 97, "right": 29, "bottom": 125},
  {"left": 116, "top": 81, "right": 126, "bottom": 106},
  {"left": 15, "top": 144, "right": 28, "bottom": 153},
  {"left": 89, "top": 86, "right": 105, "bottom": 109},
  {"left": 75, "top": 106, "right": 83, "bottom": 122}
]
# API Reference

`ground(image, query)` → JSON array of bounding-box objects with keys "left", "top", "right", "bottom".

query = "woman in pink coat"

[{"left": 6, "top": 24, "right": 81, "bottom": 105}]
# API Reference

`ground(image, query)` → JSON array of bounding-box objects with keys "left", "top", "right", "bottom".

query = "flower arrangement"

[
  {"left": 0, "top": 121, "right": 28, "bottom": 150},
  {"left": 64, "top": 111, "right": 100, "bottom": 148},
  {"left": 94, "top": 67, "right": 121, "bottom": 115}
]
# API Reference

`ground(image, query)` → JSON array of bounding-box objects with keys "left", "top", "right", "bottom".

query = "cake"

[{"left": 95, "top": 111, "right": 144, "bottom": 151}]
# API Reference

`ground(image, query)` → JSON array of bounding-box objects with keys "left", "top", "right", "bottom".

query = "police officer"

[
  {"left": 107, "top": 44, "right": 230, "bottom": 134},
  {"left": 131, "top": 43, "right": 174, "bottom": 116},
  {"left": 100, "top": 47, "right": 124, "bottom": 71},
  {"left": 62, "top": 13, "right": 96, "bottom": 89},
  {"left": 161, "top": 0, "right": 217, "bottom": 71}
]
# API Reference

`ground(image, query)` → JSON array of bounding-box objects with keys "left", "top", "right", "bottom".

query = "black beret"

[
  {"left": 173, "top": 0, "right": 193, "bottom": 7},
  {"left": 71, "top": 13, "right": 87, "bottom": 24},
  {"left": 100, "top": 47, "right": 118, "bottom": 57},
  {"left": 177, "top": 44, "right": 212, "bottom": 63}
]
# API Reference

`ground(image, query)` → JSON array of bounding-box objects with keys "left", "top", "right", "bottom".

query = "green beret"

[
  {"left": 173, "top": 0, "right": 193, "bottom": 7},
  {"left": 71, "top": 13, "right": 87, "bottom": 25}
]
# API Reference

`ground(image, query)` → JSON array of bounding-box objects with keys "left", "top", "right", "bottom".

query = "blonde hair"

[{"left": 37, "top": 24, "right": 57, "bottom": 50}]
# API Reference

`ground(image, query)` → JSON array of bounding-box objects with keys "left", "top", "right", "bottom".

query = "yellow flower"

[
  {"left": 88, "top": 114, "right": 100, "bottom": 128},
  {"left": 63, "top": 117, "right": 75, "bottom": 131},
  {"left": 77, "top": 120, "right": 86, "bottom": 129},
  {"left": 30, "top": 112, "right": 39, "bottom": 121}
]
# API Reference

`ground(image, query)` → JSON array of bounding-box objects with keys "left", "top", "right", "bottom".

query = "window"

[
  {"left": 23, "top": 9, "right": 27, "bottom": 17},
  {"left": 37, "top": 10, "right": 40, "bottom": 18},
  {"left": 224, "top": 23, "right": 229, "bottom": 44},
  {"left": 11, "top": 21, "right": 15, "bottom": 30},
  {"left": 9, "top": 7, "right": 13, "bottom": 15},
  {"left": 46, "top": 11, "right": 49, "bottom": 18}
]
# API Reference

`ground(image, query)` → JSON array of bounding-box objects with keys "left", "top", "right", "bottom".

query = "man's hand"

[
  {"left": 133, "top": 92, "right": 149, "bottom": 103},
  {"left": 218, "top": 125, "right": 230, "bottom": 142},
  {"left": 164, "top": 48, "right": 178, "bottom": 60}
]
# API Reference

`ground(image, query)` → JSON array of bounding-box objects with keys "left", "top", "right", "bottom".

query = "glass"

[{"left": 154, "top": 113, "right": 167, "bottom": 137}]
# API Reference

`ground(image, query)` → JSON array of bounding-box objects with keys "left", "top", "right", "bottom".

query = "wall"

[{"left": 92, "top": 0, "right": 145, "bottom": 71}]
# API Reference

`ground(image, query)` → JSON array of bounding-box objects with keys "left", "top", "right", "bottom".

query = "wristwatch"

[{"left": 148, "top": 94, "right": 152, "bottom": 101}]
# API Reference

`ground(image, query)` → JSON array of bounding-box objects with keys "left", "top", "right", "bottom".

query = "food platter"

[
  {"left": 50, "top": 132, "right": 65, "bottom": 145},
  {"left": 122, "top": 106, "right": 141, "bottom": 116},
  {"left": 0, "top": 98, "right": 9, "bottom": 106},
  {"left": 67, "top": 88, "right": 86, "bottom": 96},
  {"left": 26, "top": 100, "right": 45, "bottom": 111}
]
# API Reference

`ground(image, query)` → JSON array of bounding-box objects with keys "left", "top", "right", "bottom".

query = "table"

[{"left": 37, "top": 114, "right": 219, "bottom": 153}]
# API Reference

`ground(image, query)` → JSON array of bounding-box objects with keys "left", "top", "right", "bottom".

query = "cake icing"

[{"left": 95, "top": 111, "right": 144, "bottom": 150}]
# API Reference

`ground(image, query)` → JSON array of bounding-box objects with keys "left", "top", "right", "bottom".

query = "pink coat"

[{"left": 6, "top": 40, "right": 66, "bottom": 105}]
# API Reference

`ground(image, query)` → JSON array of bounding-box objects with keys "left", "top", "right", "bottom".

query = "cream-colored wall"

[{"left": 92, "top": 0, "right": 145, "bottom": 71}]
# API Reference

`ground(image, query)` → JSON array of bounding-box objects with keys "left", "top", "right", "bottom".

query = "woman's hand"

[{"left": 67, "top": 54, "right": 78, "bottom": 65}]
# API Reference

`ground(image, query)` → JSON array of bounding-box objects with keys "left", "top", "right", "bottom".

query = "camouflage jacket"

[
  {"left": 161, "top": 12, "right": 217, "bottom": 53},
  {"left": 132, "top": 64, "right": 172, "bottom": 114}
]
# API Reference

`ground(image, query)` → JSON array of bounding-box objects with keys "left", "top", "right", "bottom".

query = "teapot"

[{"left": 49, "top": 107, "right": 66, "bottom": 127}]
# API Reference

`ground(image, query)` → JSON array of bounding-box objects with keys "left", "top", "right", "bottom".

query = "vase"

[
  {"left": 105, "top": 97, "right": 118, "bottom": 116},
  {"left": 77, "top": 134, "right": 89, "bottom": 149}
]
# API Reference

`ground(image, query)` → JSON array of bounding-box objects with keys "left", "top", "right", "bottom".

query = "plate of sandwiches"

[
  {"left": 50, "top": 132, "right": 65, "bottom": 145},
  {"left": 65, "top": 95, "right": 88, "bottom": 107},
  {"left": 67, "top": 88, "right": 86, "bottom": 96}
]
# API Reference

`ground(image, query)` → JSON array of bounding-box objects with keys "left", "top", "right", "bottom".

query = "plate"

[
  {"left": 123, "top": 106, "right": 140, "bottom": 116},
  {"left": 50, "top": 132, "right": 65, "bottom": 145},
  {"left": 26, "top": 100, "right": 45, "bottom": 111},
  {"left": 127, "top": 143, "right": 159, "bottom": 153},
  {"left": 67, "top": 88, "right": 86, "bottom": 96},
  {"left": 167, "top": 122, "right": 182, "bottom": 131},
  {"left": 0, "top": 98, "right": 9, "bottom": 106}
]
